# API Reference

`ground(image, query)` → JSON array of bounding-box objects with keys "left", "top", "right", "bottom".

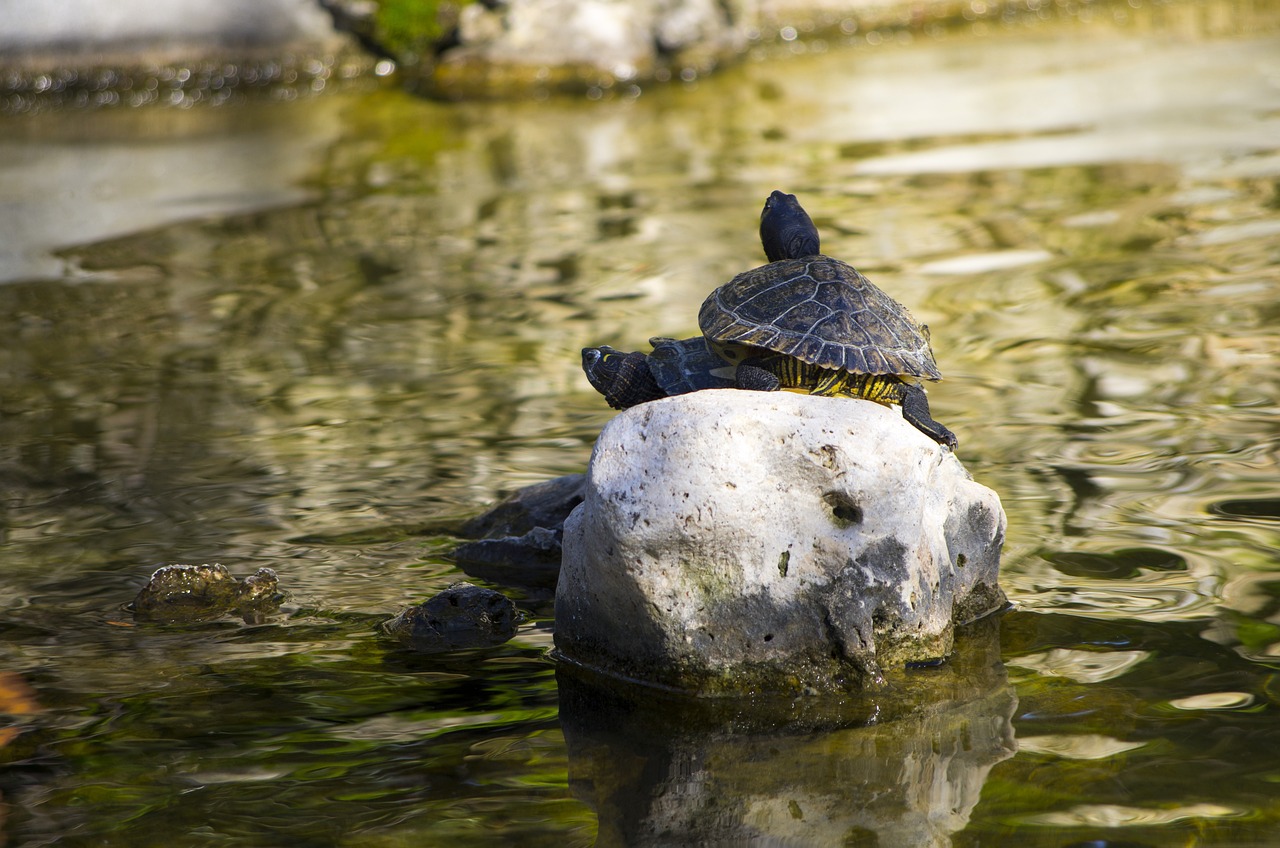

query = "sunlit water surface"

[{"left": 2, "top": 2, "right": 1279, "bottom": 845}]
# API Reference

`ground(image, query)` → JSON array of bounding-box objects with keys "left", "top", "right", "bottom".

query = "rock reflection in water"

[
  {"left": 560, "top": 619, "right": 1015, "bottom": 847},
  {"left": 0, "top": 98, "right": 348, "bottom": 282}
]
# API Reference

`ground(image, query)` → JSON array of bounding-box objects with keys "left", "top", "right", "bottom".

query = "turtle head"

[
  {"left": 581, "top": 345, "right": 665, "bottom": 409},
  {"left": 760, "top": 190, "right": 820, "bottom": 261},
  {"left": 581, "top": 345, "right": 627, "bottom": 397}
]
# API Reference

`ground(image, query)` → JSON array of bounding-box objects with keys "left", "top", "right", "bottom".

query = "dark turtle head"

[
  {"left": 582, "top": 345, "right": 627, "bottom": 397},
  {"left": 760, "top": 190, "right": 820, "bottom": 262},
  {"left": 581, "top": 345, "right": 665, "bottom": 410}
]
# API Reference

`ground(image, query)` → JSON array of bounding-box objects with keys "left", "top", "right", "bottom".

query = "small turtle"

[
  {"left": 698, "top": 191, "right": 958, "bottom": 449},
  {"left": 382, "top": 582, "right": 521, "bottom": 653},
  {"left": 582, "top": 335, "right": 736, "bottom": 410},
  {"left": 130, "top": 563, "right": 282, "bottom": 623}
]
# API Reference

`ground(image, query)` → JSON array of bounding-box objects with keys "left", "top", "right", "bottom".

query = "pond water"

[{"left": 2, "top": 1, "right": 1280, "bottom": 844}]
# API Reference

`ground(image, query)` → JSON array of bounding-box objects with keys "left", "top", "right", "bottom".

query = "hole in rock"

[{"left": 823, "top": 491, "right": 863, "bottom": 527}]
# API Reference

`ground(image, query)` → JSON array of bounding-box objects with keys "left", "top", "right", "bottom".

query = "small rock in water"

[
  {"left": 382, "top": 582, "right": 520, "bottom": 653},
  {"left": 556, "top": 390, "right": 1006, "bottom": 695},
  {"left": 131, "top": 563, "right": 282, "bottom": 623}
]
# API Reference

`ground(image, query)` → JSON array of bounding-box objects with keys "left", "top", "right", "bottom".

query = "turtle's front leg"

[
  {"left": 735, "top": 359, "right": 782, "bottom": 392},
  {"left": 900, "top": 384, "right": 958, "bottom": 449}
]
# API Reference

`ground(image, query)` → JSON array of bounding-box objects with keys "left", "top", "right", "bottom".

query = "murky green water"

[{"left": 2, "top": 2, "right": 1280, "bottom": 844}]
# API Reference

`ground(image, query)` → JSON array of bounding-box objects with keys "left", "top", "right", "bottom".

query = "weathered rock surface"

[
  {"left": 555, "top": 390, "right": 1005, "bottom": 694},
  {"left": 2, "top": 0, "right": 993, "bottom": 100},
  {"left": 382, "top": 582, "right": 521, "bottom": 653}
]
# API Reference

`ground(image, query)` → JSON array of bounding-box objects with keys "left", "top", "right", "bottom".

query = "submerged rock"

[
  {"left": 555, "top": 390, "right": 1006, "bottom": 694},
  {"left": 131, "top": 563, "right": 282, "bottom": 624},
  {"left": 382, "top": 582, "right": 521, "bottom": 653}
]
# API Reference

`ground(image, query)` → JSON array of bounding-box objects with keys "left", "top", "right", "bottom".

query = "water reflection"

[
  {"left": 1, "top": 0, "right": 1279, "bottom": 844},
  {"left": 0, "top": 100, "right": 346, "bottom": 281},
  {"left": 560, "top": 620, "right": 1016, "bottom": 847},
  {"left": 996, "top": 611, "right": 1280, "bottom": 843}
]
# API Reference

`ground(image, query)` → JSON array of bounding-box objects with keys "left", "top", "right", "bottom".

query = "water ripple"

[
  {"left": 1007, "top": 648, "right": 1149, "bottom": 683},
  {"left": 1016, "top": 734, "right": 1146, "bottom": 760},
  {"left": 1022, "top": 803, "right": 1244, "bottom": 828}
]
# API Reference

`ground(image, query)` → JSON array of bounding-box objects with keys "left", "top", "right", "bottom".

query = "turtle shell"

[
  {"left": 646, "top": 336, "right": 737, "bottom": 395},
  {"left": 698, "top": 256, "right": 942, "bottom": 380}
]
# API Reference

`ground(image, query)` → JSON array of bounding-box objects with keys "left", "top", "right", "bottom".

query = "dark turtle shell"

[
  {"left": 646, "top": 336, "right": 737, "bottom": 395},
  {"left": 698, "top": 256, "right": 942, "bottom": 381},
  {"left": 582, "top": 336, "right": 736, "bottom": 410}
]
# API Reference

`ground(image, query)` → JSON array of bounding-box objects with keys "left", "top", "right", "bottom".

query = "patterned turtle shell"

[
  {"left": 645, "top": 336, "right": 737, "bottom": 395},
  {"left": 698, "top": 256, "right": 942, "bottom": 381}
]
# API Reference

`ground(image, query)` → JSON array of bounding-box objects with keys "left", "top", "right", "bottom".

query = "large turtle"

[
  {"left": 699, "top": 191, "right": 958, "bottom": 449},
  {"left": 582, "top": 335, "right": 736, "bottom": 410}
]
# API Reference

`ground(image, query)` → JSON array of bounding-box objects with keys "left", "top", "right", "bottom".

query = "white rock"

[
  {"left": 448, "top": 0, "right": 750, "bottom": 76},
  {"left": 555, "top": 389, "right": 1005, "bottom": 694}
]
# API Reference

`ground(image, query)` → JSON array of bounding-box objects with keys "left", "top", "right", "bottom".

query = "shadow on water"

[{"left": 1, "top": 0, "right": 1280, "bottom": 844}]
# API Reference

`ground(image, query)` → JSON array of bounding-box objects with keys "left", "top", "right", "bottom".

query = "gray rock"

[
  {"left": 433, "top": 0, "right": 970, "bottom": 94},
  {"left": 555, "top": 390, "right": 1005, "bottom": 694},
  {"left": 0, "top": 0, "right": 346, "bottom": 68},
  {"left": 437, "top": 0, "right": 752, "bottom": 92},
  {"left": 382, "top": 582, "right": 521, "bottom": 653}
]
